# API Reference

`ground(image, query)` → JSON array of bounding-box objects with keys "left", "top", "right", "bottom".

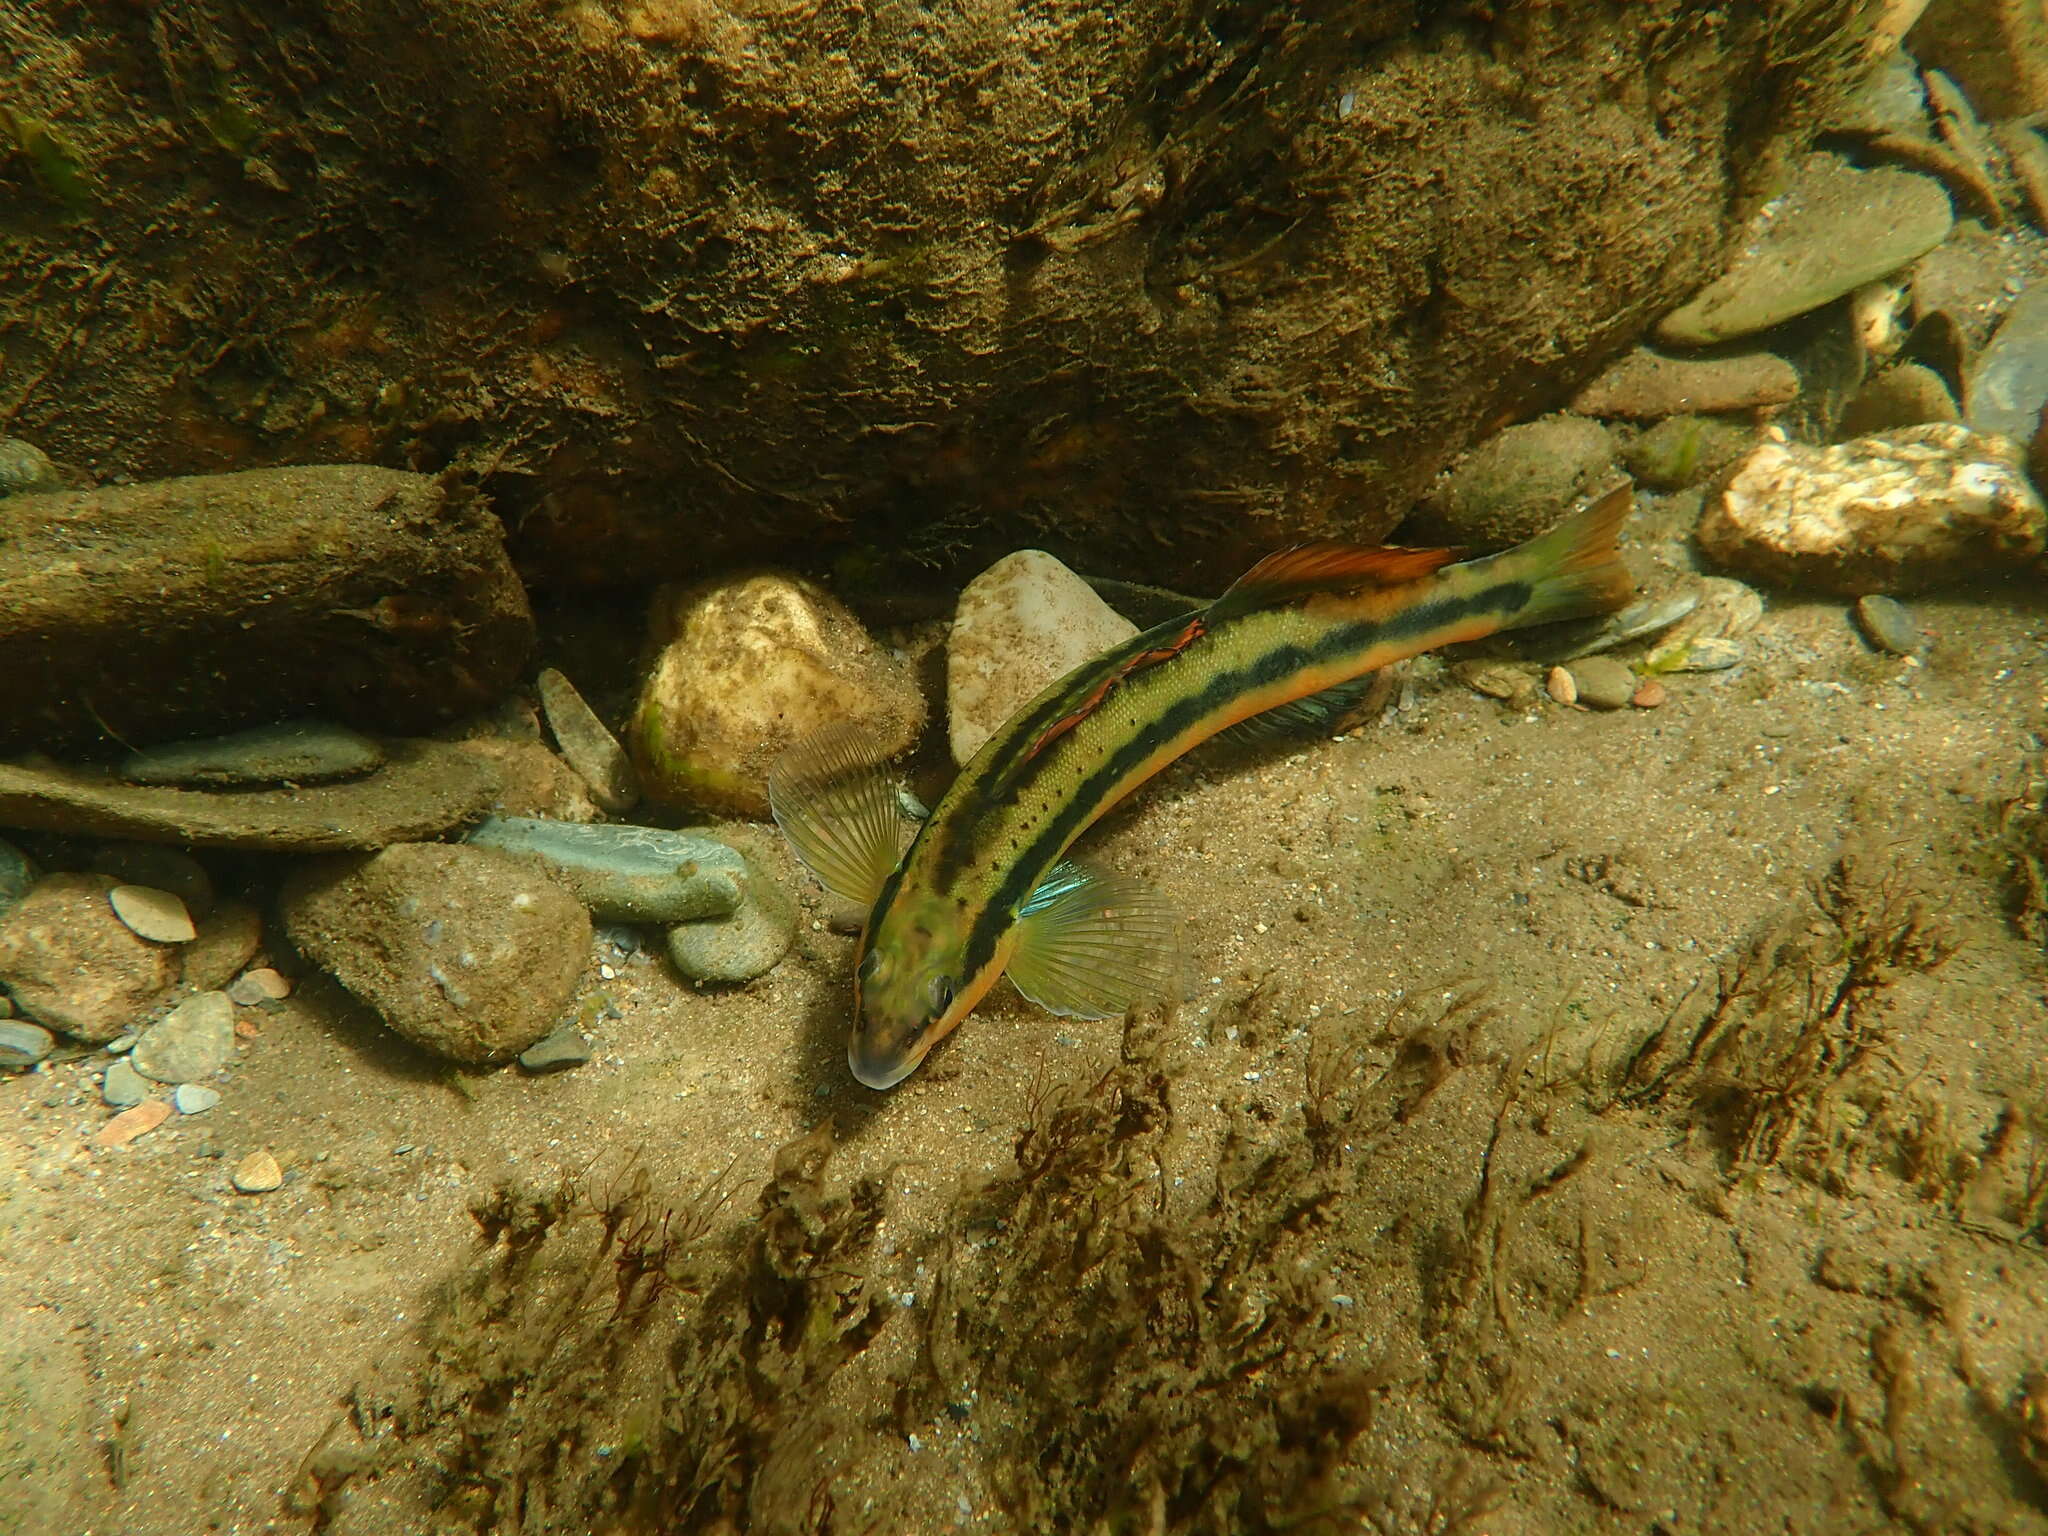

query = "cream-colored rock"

[
  {"left": 947, "top": 551, "right": 1140, "bottom": 766},
  {"left": 629, "top": 573, "right": 924, "bottom": 818},
  {"left": 1697, "top": 425, "right": 2046, "bottom": 594}
]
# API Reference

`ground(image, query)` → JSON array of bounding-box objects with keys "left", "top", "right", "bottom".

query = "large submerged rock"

[{"left": 0, "top": 4, "right": 1884, "bottom": 592}]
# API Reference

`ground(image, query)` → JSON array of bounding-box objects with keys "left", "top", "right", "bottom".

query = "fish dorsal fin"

[
  {"left": 1209, "top": 540, "right": 1461, "bottom": 619},
  {"left": 767, "top": 723, "right": 914, "bottom": 913},
  {"left": 1008, "top": 860, "right": 1185, "bottom": 1020}
]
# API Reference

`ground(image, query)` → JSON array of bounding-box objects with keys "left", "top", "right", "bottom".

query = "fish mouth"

[{"left": 848, "top": 1037, "right": 920, "bottom": 1091}]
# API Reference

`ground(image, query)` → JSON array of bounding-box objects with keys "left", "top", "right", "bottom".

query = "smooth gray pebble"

[{"left": 1854, "top": 594, "right": 1924, "bottom": 655}]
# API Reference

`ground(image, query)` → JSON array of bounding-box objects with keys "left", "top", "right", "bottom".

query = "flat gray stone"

[
  {"left": 131, "top": 991, "right": 234, "bottom": 1083},
  {"left": 100, "top": 1058, "right": 148, "bottom": 1107},
  {"left": 108, "top": 884, "right": 196, "bottom": 944},
  {"left": 666, "top": 860, "right": 796, "bottom": 985},
  {"left": 464, "top": 815, "right": 747, "bottom": 923},
  {"left": 0, "top": 1020, "right": 52, "bottom": 1069},
  {"left": 1657, "top": 155, "right": 1953, "bottom": 347},
  {"left": 1855, "top": 594, "right": 1925, "bottom": 655},
  {"left": 173, "top": 1083, "right": 221, "bottom": 1114},
  {"left": 536, "top": 669, "right": 639, "bottom": 813},
  {"left": 0, "top": 739, "right": 500, "bottom": 852},
  {"left": 518, "top": 1023, "right": 594, "bottom": 1073},
  {"left": 120, "top": 719, "right": 387, "bottom": 787},
  {"left": 1966, "top": 286, "right": 2048, "bottom": 441},
  {"left": 0, "top": 837, "right": 33, "bottom": 920}
]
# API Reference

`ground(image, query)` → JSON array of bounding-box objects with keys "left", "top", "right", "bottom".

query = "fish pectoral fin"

[
  {"left": 1008, "top": 860, "right": 1185, "bottom": 1020},
  {"left": 767, "top": 723, "right": 914, "bottom": 911}
]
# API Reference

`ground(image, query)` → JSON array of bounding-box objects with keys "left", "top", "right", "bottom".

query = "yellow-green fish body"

[{"left": 773, "top": 487, "right": 1634, "bottom": 1088}]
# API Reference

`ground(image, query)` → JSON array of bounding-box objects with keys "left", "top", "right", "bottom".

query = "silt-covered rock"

[{"left": 280, "top": 843, "right": 590, "bottom": 1064}]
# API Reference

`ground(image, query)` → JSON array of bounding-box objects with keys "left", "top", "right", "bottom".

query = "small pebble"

[
  {"left": 518, "top": 1023, "right": 594, "bottom": 1073},
  {"left": 1854, "top": 594, "right": 1925, "bottom": 655},
  {"left": 0, "top": 1019, "right": 54, "bottom": 1069},
  {"left": 94, "top": 1098, "right": 171, "bottom": 1148},
  {"left": 225, "top": 967, "right": 291, "bottom": 1006},
  {"left": 174, "top": 1083, "right": 221, "bottom": 1115},
  {"left": 1631, "top": 678, "right": 1668, "bottom": 709},
  {"left": 232, "top": 1148, "right": 284, "bottom": 1193},
  {"left": 101, "top": 1059, "right": 148, "bottom": 1107},
  {"left": 1545, "top": 666, "right": 1577, "bottom": 706},
  {"left": 107, "top": 885, "right": 197, "bottom": 944},
  {"left": 1566, "top": 657, "right": 1636, "bottom": 710},
  {"left": 104, "top": 1030, "right": 139, "bottom": 1054}
]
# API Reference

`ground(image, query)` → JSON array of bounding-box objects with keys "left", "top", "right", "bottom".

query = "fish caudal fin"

[{"left": 1493, "top": 484, "right": 1635, "bottom": 630}]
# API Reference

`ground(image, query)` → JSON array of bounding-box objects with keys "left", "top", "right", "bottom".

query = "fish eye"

[{"left": 926, "top": 975, "right": 955, "bottom": 1017}]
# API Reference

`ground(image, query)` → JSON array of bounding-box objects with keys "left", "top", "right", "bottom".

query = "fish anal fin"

[
  {"left": 1215, "top": 541, "right": 1461, "bottom": 616},
  {"left": 1008, "top": 860, "right": 1185, "bottom": 1020},
  {"left": 1212, "top": 671, "right": 1390, "bottom": 749},
  {"left": 767, "top": 722, "right": 913, "bottom": 914}
]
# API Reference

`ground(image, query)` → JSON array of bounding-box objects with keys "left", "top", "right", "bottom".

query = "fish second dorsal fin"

[
  {"left": 768, "top": 723, "right": 914, "bottom": 914},
  {"left": 1208, "top": 540, "right": 1462, "bottom": 620},
  {"left": 1008, "top": 860, "right": 1185, "bottom": 1020}
]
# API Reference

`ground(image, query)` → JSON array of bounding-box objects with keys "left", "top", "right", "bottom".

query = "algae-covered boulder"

[{"left": 2, "top": 3, "right": 1881, "bottom": 590}]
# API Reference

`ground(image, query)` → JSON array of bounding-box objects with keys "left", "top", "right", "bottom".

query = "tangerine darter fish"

[{"left": 772, "top": 487, "right": 1634, "bottom": 1090}]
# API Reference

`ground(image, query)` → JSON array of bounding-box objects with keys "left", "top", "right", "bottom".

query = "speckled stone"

[
  {"left": 464, "top": 815, "right": 748, "bottom": 923},
  {"left": 131, "top": 992, "right": 234, "bottom": 1084}
]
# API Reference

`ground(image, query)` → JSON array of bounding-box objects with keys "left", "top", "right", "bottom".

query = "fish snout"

[{"left": 848, "top": 1033, "right": 919, "bottom": 1091}]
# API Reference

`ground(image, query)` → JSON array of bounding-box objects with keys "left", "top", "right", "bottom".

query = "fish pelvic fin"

[
  {"left": 1008, "top": 860, "right": 1185, "bottom": 1020},
  {"left": 767, "top": 722, "right": 914, "bottom": 914},
  {"left": 1491, "top": 483, "right": 1636, "bottom": 630}
]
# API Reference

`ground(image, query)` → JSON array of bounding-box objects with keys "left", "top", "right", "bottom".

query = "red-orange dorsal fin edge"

[
  {"left": 1023, "top": 614, "right": 1208, "bottom": 761},
  {"left": 1213, "top": 541, "right": 1464, "bottom": 617}
]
